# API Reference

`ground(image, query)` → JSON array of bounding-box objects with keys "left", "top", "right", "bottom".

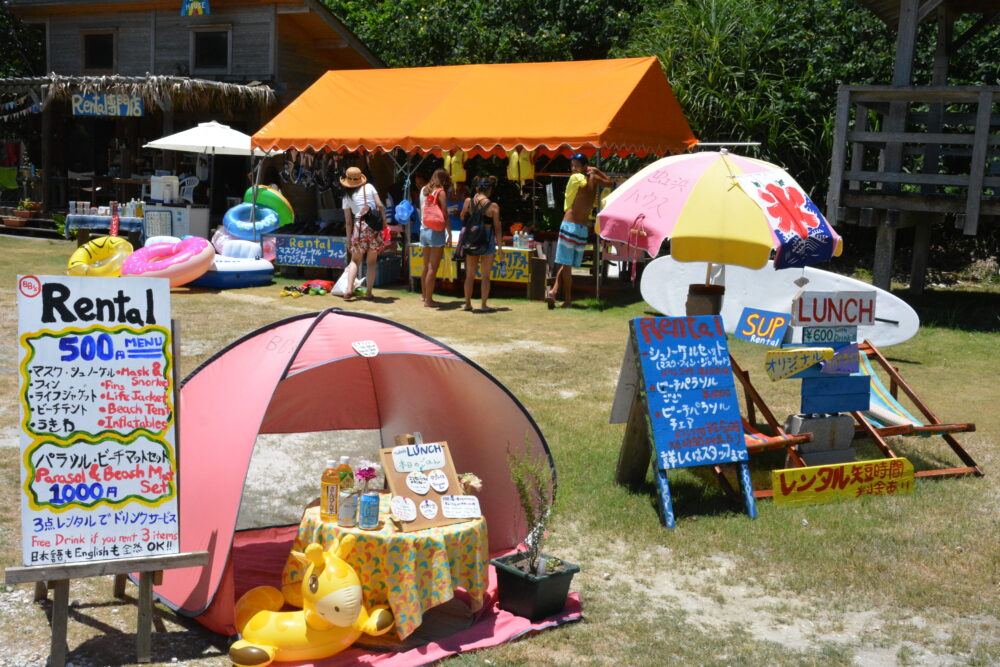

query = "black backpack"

[{"left": 461, "top": 197, "right": 491, "bottom": 254}]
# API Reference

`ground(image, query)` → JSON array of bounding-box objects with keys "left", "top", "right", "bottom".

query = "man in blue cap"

[{"left": 547, "top": 153, "right": 611, "bottom": 308}]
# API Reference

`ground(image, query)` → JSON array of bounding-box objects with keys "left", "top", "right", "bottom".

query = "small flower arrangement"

[
  {"left": 458, "top": 472, "right": 482, "bottom": 494},
  {"left": 355, "top": 460, "right": 381, "bottom": 492}
]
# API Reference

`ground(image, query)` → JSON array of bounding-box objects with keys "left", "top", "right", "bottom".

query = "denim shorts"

[{"left": 419, "top": 226, "right": 446, "bottom": 247}]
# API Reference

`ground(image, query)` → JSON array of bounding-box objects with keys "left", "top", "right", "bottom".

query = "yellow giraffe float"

[{"left": 229, "top": 535, "right": 394, "bottom": 666}]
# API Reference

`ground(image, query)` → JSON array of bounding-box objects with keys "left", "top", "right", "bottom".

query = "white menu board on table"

[{"left": 16, "top": 275, "right": 178, "bottom": 566}]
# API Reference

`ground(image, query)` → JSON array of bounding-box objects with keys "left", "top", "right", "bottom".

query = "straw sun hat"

[{"left": 340, "top": 167, "right": 367, "bottom": 188}]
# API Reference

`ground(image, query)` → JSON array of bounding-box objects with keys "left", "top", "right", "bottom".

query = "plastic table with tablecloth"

[
  {"left": 65, "top": 215, "right": 145, "bottom": 242},
  {"left": 281, "top": 497, "right": 488, "bottom": 640}
]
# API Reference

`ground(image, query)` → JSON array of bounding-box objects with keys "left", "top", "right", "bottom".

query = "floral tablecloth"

[{"left": 281, "top": 496, "right": 488, "bottom": 639}]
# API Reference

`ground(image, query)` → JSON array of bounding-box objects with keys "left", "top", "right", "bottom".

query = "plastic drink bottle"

[
  {"left": 320, "top": 458, "right": 339, "bottom": 521},
  {"left": 109, "top": 201, "right": 120, "bottom": 237},
  {"left": 336, "top": 456, "right": 358, "bottom": 527},
  {"left": 336, "top": 456, "right": 354, "bottom": 489}
]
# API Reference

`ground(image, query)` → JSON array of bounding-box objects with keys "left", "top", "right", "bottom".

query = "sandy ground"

[{"left": 236, "top": 430, "right": 383, "bottom": 530}]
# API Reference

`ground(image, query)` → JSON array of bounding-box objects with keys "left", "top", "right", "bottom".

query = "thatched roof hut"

[{"left": 0, "top": 74, "right": 275, "bottom": 113}]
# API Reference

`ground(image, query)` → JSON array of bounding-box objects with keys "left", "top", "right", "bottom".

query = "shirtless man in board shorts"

[{"left": 547, "top": 153, "right": 611, "bottom": 308}]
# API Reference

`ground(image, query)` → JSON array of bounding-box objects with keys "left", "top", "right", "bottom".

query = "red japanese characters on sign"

[
  {"left": 772, "top": 458, "right": 914, "bottom": 505},
  {"left": 792, "top": 291, "right": 876, "bottom": 327}
]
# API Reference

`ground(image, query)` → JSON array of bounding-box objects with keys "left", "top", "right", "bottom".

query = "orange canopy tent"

[{"left": 252, "top": 57, "right": 697, "bottom": 157}]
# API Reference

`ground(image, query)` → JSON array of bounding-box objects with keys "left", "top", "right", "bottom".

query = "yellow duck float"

[{"left": 229, "top": 535, "right": 394, "bottom": 666}]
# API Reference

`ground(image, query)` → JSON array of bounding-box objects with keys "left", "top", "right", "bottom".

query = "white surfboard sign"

[{"left": 640, "top": 257, "right": 920, "bottom": 347}]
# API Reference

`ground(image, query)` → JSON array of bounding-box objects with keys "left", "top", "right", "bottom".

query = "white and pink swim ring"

[{"left": 122, "top": 236, "right": 215, "bottom": 287}]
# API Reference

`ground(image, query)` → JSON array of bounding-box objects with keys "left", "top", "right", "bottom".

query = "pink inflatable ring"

[{"left": 122, "top": 237, "right": 215, "bottom": 287}]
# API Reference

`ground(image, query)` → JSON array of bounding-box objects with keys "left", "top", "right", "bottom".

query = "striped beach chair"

[
  {"left": 711, "top": 356, "right": 813, "bottom": 499},
  {"left": 851, "top": 342, "right": 982, "bottom": 479}
]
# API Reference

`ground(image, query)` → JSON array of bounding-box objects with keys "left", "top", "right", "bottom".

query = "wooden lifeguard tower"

[{"left": 826, "top": 0, "right": 999, "bottom": 293}]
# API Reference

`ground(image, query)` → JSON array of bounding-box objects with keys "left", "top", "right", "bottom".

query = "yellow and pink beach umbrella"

[{"left": 598, "top": 150, "right": 842, "bottom": 270}]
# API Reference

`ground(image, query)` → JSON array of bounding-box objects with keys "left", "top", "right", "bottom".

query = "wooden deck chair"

[
  {"left": 712, "top": 355, "right": 811, "bottom": 499},
  {"left": 851, "top": 341, "right": 982, "bottom": 479}
]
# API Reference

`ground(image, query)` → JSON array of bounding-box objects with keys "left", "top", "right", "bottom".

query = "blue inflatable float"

[
  {"left": 224, "top": 203, "right": 281, "bottom": 240},
  {"left": 188, "top": 256, "right": 274, "bottom": 289}
]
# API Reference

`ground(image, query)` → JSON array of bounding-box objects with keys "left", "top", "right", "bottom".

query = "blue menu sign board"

[
  {"left": 267, "top": 234, "right": 347, "bottom": 268},
  {"left": 631, "top": 316, "right": 757, "bottom": 527},
  {"left": 733, "top": 307, "right": 790, "bottom": 347}
]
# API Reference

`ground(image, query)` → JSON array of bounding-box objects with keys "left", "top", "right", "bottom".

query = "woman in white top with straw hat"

[{"left": 341, "top": 166, "right": 387, "bottom": 300}]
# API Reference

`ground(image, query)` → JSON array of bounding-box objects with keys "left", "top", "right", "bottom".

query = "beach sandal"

[
  {"left": 545, "top": 291, "right": 556, "bottom": 310},
  {"left": 480, "top": 306, "right": 497, "bottom": 313},
  {"left": 463, "top": 304, "right": 474, "bottom": 312}
]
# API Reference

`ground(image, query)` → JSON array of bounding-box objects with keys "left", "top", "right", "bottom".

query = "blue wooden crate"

[
  {"left": 801, "top": 374, "right": 871, "bottom": 396},
  {"left": 800, "top": 392, "right": 870, "bottom": 414}
]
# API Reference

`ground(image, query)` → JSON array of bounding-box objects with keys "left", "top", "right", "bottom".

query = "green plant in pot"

[
  {"left": 13, "top": 199, "right": 36, "bottom": 218},
  {"left": 490, "top": 437, "right": 579, "bottom": 622}
]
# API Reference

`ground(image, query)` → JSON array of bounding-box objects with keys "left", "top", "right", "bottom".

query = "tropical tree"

[
  {"left": 322, "top": 0, "right": 636, "bottom": 66},
  {"left": 616, "top": 0, "right": 1000, "bottom": 200},
  {"left": 0, "top": 2, "right": 44, "bottom": 77},
  {"left": 614, "top": 0, "right": 896, "bottom": 199}
]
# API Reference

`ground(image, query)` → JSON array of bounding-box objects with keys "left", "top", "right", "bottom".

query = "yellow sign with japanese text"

[
  {"left": 772, "top": 458, "right": 914, "bottom": 505},
  {"left": 408, "top": 246, "right": 531, "bottom": 283},
  {"left": 408, "top": 246, "right": 459, "bottom": 280},
  {"left": 765, "top": 346, "right": 833, "bottom": 381}
]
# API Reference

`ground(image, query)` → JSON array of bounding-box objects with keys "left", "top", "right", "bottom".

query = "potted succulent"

[{"left": 490, "top": 438, "right": 579, "bottom": 622}]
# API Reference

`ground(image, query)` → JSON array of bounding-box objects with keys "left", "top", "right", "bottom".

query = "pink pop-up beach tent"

[{"left": 153, "top": 309, "right": 553, "bottom": 635}]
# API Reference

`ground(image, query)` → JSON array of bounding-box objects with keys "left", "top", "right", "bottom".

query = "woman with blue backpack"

[{"left": 459, "top": 176, "right": 504, "bottom": 312}]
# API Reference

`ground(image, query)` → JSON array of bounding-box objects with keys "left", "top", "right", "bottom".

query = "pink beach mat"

[{"left": 227, "top": 534, "right": 582, "bottom": 666}]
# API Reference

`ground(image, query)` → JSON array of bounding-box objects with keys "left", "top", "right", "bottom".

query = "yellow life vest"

[
  {"left": 506, "top": 149, "right": 536, "bottom": 182},
  {"left": 444, "top": 150, "right": 466, "bottom": 182}
]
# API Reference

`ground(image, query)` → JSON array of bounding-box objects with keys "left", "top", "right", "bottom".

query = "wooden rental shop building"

[{"left": 3, "top": 0, "right": 382, "bottom": 216}]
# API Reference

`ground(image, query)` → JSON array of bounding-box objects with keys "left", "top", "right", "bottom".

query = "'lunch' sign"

[{"left": 792, "top": 291, "right": 875, "bottom": 327}]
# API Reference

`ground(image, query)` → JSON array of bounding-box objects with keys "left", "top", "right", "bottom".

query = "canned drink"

[
  {"left": 337, "top": 490, "right": 359, "bottom": 527},
  {"left": 358, "top": 491, "right": 380, "bottom": 530}
]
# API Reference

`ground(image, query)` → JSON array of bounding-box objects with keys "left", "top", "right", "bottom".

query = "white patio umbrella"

[
  {"left": 144, "top": 120, "right": 275, "bottom": 156},
  {"left": 143, "top": 121, "right": 282, "bottom": 210}
]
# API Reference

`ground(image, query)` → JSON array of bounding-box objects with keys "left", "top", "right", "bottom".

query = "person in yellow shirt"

[{"left": 547, "top": 153, "right": 611, "bottom": 308}]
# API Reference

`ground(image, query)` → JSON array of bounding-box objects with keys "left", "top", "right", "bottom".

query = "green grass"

[{"left": 0, "top": 236, "right": 998, "bottom": 665}]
